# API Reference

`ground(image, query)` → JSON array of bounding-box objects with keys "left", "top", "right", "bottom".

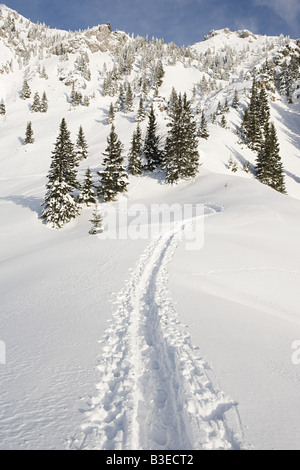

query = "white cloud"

[{"left": 254, "top": 0, "right": 300, "bottom": 31}]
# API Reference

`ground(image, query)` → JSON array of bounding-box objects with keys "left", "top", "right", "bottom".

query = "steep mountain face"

[{"left": 0, "top": 4, "right": 299, "bottom": 201}]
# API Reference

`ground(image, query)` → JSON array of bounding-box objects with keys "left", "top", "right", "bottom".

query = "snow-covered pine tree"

[
  {"left": 98, "top": 124, "right": 128, "bottom": 202},
  {"left": 107, "top": 102, "right": 115, "bottom": 124},
  {"left": 153, "top": 60, "right": 165, "bottom": 89},
  {"left": 20, "top": 79, "right": 31, "bottom": 99},
  {"left": 40, "top": 91, "right": 48, "bottom": 113},
  {"left": 242, "top": 79, "right": 263, "bottom": 150},
  {"left": 89, "top": 204, "right": 103, "bottom": 235},
  {"left": 143, "top": 104, "right": 163, "bottom": 171},
  {"left": 221, "top": 114, "right": 227, "bottom": 128},
  {"left": 136, "top": 97, "right": 146, "bottom": 122},
  {"left": 256, "top": 122, "right": 286, "bottom": 193},
  {"left": 75, "top": 126, "right": 88, "bottom": 161},
  {"left": 168, "top": 87, "right": 178, "bottom": 118},
  {"left": 232, "top": 89, "right": 240, "bottom": 109},
  {"left": 24, "top": 121, "right": 34, "bottom": 144},
  {"left": 82, "top": 96, "right": 90, "bottom": 107},
  {"left": 198, "top": 110, "right": 209, "bottom": 139},
  {"left": 128, "top": 123, "right": 143, "bottom": 176},
  {"left": 125, "top": 82, "right": 134, "bottom": 113},
  {"left": 164, "top": 93, "right": 200, "bottom": 184},
  {"left": 79, "top": 168, "right": 97, "bottom": 206},
  {"left": 223, "top": 98, "right": 230, "bottom": 113},
  {"left": 31, "top": 92, "right": 41, "bottom": 112},
  {"left": 40, "top": 66, "right": 48, "bottom": 79},
  {"left": 257, "top": 87, "right": 270, "bottom": 129},
  {"left": 41, "top": 118, "right": 80, "bottom": 228},
  {"left": 117, "top": 83, "right": 125, "bottom": 112},
  {"left": 216, "top": 101, "right": 223, "bottom": 115},
  {"left": 0, "top": 99, "right": 6, "bottom": 115}
]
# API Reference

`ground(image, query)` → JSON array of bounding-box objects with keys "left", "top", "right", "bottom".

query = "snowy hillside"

[{"left": 0, "top": 4, "right": 300, "bottom": 450}]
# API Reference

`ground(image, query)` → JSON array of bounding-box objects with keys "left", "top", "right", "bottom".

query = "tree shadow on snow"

[
  {"left": 0, "top": 195, "right": 44, "bottom": 217},
  {"left": 272, "top": 102, "right": 300, "bottom": 150},
  {"left": 285, "top": 169, "right": 300, "bottom": 184},
  {"left": 226, "top": 144, "right": 256, "bottom": 174}
]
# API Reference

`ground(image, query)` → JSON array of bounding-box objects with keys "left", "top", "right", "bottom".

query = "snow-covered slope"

[{"left": 0, "top": 5, "right": 300, "bottom": 450}]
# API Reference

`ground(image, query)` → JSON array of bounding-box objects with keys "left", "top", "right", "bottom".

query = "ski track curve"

[{"left": 70, "top": 204, "right": 245, "bottom": 451}]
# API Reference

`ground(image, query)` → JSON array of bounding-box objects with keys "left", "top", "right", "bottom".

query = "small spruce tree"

[
  {"left": 31, "top": 92, "right": 41, "bottom": 112},
  {"left": 24, "top": 121, "right": 34, "bottom": 144},
  {"left": 107, "top": 102, "right": 115, "bottom": 124},
  {"left": 40, "top": 91, "right": 48, "bottom": 113},
  {"left": 125, "top": 82, "right": 134, "bottom": 113},
  {"left": 128, "top": 123, "right": 143, "bottom": 176},
  {"left": 75, "top": 126, "right": 88, "bottom": 161},
  {"left": 79, "top": 168, "right": 97, "bottom": 206},
  {"left": 198, "top": 111, "right": 209, "bottom": 139},
  {"left": 20, "top": 79, "right": 31, "bottom": 100},
  {"left": 136, "top": 97, "right": 146, "bottom": 122},
  {"left": 89, "top": 204, "right": 103, "bottom": 235},
  {"left": 232, "top": 89, "right": 240, "bottom": 109}
]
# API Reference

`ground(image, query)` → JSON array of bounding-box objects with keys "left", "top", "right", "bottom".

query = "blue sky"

[{"left": 3, "top": 0, "right": 300, "bottom": 45}]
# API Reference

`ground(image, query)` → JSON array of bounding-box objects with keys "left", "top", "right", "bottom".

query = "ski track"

[{"left": 69, "top": 204, "right": 245, "bottom": 451}]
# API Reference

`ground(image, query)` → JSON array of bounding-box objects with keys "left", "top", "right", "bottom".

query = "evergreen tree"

[
  {"left": 24, "top": 121, "right": 34, "bottom": 144},
  {"left": 75, "top": 126, "right": 88, "bottom": 161},
  {"left": 41, "top": 118, "right": 80, "bottom": 228},
  {"left": 220, "top": 114, "right": 227, "bottom": 128},
  {"left": 216, "top": 100, "right": 223, "bottom": 115},
  {"left": 168, "top": 87, "right": 178, "bottom": 118},
  {"left": 117, "top": 83, "right": 125, "bottom": 112},
  {"left": 40, "top": 91, "right": 48, "bottom": 113},
  {"left": 31, "top": 92, "right": 41, "bottom": 112},
  {"left": 70, "top": 83, "right": 82, "bottom": 106},
  {"left": 164, "top": 93, "right": 200, "bottom": 184},
  {"left": 136, "top": 97, "right": 146, "bottom": 122},
  {"left": 107, "top": 102, "right": 115, "bottom": 124},
  {"left": 198, "top": 111, "right": 209, "bottom": 139},
  {"left": 257, "top": 87, "right": 270, "bottom": 129},
  {"left": 98, "top": 124, "right": 128, "bottom": 202},
  {"left": 128, "top": 123, "right": 143, "bottom": 176},
  {"left": 243, "top": 79, "right": 263, "bottom": 150},
  {"left": 256, "top": 122, "right": 286, "bottom": 193},
  {"left": 0, "top": 99, "right": 6, "bottom": 115},
  {"left": 20, "top": 79, "right": 31, "bottom": 99},
  {"left": 223, "top": 98, "right": 230, "bottom": 113},
  {"left": 125, "top": 82, "right": 134, "bottom": 113},
  {"left": 153, "top": 60, "right": 165, "bottom": 89},
  {"left": 40, "top": 66, "right": 48, "bottom": 79},
  {"left": 143, "top": 104, "right": 162, "bottom": 171},
  {"left": 242, "top": 161, "right": 250, "bottom": 173},
  {"left": 79, "top": 168, "right": 97, "bottom": 206},
  {"left": 232, "top": 89, "right": 240, "bottom": 109},
  {"left": 89, "top": 204, "right": 103, "bottom": 235},
  {"left": 82, "top": 96, "right": 90, "bottom": 107}
]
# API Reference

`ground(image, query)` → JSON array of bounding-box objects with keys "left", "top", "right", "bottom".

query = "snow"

[{"left": 0, "top": 5, "right": 300, "bottom": 450}]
